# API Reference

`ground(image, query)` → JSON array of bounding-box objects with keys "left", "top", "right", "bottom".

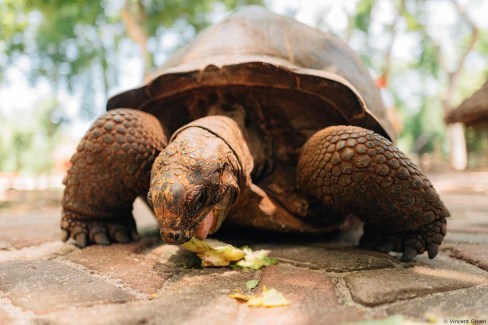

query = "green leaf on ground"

[
  {"left": 235, "top": 248, "right": 278, "bottom": 270},
  {"left": 245, "top": 279, "right": 259, "bottom": 290}
]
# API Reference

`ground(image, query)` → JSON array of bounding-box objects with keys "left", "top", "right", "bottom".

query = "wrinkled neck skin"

[{"left": 149, "top": 115, "right": 253, "bottom": 244}]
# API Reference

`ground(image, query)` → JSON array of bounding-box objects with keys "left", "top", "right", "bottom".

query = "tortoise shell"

[{"left": 107, "top": 6, "right": 395, "bottom": 173}]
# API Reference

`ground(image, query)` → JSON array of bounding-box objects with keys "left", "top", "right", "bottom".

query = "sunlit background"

[{"left": 1, "top": 0, "right": 488, "bottom": 193}]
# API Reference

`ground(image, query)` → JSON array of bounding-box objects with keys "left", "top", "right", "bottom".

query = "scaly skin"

[
  {"left": 61, "top": 109, "right": 167, "bottom": 247},
  {"left": 297, "top": 125, "right": 450, "bottom": 261},
  {"left": 148, "top": 116, "right": 245, "bottom": 244}
]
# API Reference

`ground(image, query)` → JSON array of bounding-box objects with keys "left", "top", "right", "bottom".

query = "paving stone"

[
  {"left": 0, "top": 240, "right": 11, "bottom": 250},
  {"left": 254, "top": 244, "right": 397, "bottom": 272},
  {"left": 450, "top": 244, "right": 488, "bottom": 271},
  {"left": 0, "top": 197, "right": 156, "bottom": 250},
  {"left": 0, "top": 296, "right": 36, "bottom": 325},
  {"left": 0, "top": 242, "right": 76, "bottom": 263},
  {"left": 65, "top": 238, "right": 204, "bottom": 291},
  {"left": 440, "top": 192, "right": 488, "bottom": 233},
  {"left": 386, "top": 286, "right": 488, "bottom": 319},
  {"left": 0, "top": 307, "right": 12, "bottom": 325},
  {"left": 2, "top": 171, "right": 488, "bottom": 324},
  {"left": 238, "top": 264, "right": 364, "bottom": 325},
  {"left": 35, "top": 266, "right": 364, "bottom": 325},
  {"left": 444, "top": 231, "right": 488, "bottom": 245},
  {"left": 64, "top": 238, "right": 185, "bottom": 295},
  {"left": 34, "top": 269, "right": 256, "bottom": 325},
  {"left": 414, "top": 254, "right": 488, "bottom": 274},
  {"left": 0, "top": 260, "right": 133, "bottom": 314},
  {"left": 345, "top": 255, "right": 488, "bottom": 306},
  {"left": 0, "top": 207, "right": 61, "bottom": 249}
]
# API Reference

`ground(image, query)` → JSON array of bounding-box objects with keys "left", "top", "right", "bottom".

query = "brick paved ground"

[{"left": 0, "top": 171, "right": 487, "bottom": 324}]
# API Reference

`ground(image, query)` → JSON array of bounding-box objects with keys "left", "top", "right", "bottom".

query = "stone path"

[{"left": 0, "top": 171, "right": 487, "bottom": 324}]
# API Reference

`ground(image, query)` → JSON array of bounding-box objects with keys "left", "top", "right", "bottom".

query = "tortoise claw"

[
  {"left": 114, "top": 231, "right": 130, "bottom": 243},
  {"left": 94, "top": 232, "right": 110, "bottom": 245},
  {"left": 401, "top": 247, "right": 417, "bottom": 262},
  {"left": 428, "top": 244, "right": 439, "bottom": 259},
  {"left": 130, "top": 230, "right": 141, "bottom": 241},
  {"left": 61, "top": 213, "right": 139, "bottom": 248},
  {"left": 75, "top": 233, "right": 88, "bottom": 248},
  {"left": 61, "top": 229, "right": 70, "bottom": 242}
]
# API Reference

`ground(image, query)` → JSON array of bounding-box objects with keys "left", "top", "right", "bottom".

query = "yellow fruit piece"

[
  {"left": 229, "top": 287, "right": 289, "bottom": 307},
  {"left": 228, "top": 292, "right": 253, "bottom": 301}
]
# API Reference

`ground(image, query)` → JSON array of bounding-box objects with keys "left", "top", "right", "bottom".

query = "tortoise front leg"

[
  {"left": 297, "top": 125, "right": 449, "bottom": 261},
  {"left": 61, "top": 109, "right": 167, "bottom": 247}
]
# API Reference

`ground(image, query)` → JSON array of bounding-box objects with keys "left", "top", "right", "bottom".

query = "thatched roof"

[{"left": 446, "top": 80, "right": 488, "bottom": 125}]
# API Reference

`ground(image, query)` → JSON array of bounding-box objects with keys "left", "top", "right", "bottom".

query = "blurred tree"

[
  {"left": 0, "top": 0, "right": 263, "bottom": 175},
  {"left": 121, "top": 0, "right": 265, "bottom": 80},
  {"left": 335, "top": 0, "right": 487, "bottom": 169},
  {"left": 402, "top": 0, "right": 482, "bottom": 170},
  {"left": 0, "top": 99, "right": 63, "bottom": 174},
  {"left": 0, "top": 0, "right": 263, "bottom": 95},
  {"left": 1, "top": 0, "right": 487, "bottom": 175}
]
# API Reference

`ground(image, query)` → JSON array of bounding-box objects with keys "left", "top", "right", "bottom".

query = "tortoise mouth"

[
  {"left": 186, "top": 189, "right": 233, "bottom": 241},
  {"left": 193, "top": 208, "right": 220, "bottom": 240}
]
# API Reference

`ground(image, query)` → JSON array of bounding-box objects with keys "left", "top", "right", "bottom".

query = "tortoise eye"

[
  {"left": 192, "top": 190, "right": 207, "bottom": 213},
  {"left": 210, "top": 165, "right": 226, "bottom": 182},
  {"left": 211, "top": 191, "right": 222, "bottom": 203}
]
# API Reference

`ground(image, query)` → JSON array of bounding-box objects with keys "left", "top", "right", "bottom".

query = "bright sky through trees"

[{"left": 1, "top": 0, "right": 487, "bottom": 174}]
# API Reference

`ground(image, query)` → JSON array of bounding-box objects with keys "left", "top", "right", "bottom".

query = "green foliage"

[
  {"left": 0, "top": 0, "right": 263, "bottom": 174},
  {"left": 353, "top": 0, "right": 375, "bottom": 33},
  {"left": 1, "top": 0, "right": 264, "bottom": 88},
  {"left": 348, "top": 0, "right": 488, "bottom": 156},
  {"left": 1, "top": 0, "right": 117, "bottom": 89},
  {"left": 1, "top": 0, "right": 487, "bottom": 174},
  {"left": 144, "top": 0, "right": 262, "bottom": 35},
  {"left": 401, "top": 98, "right": 445, "bottom": 155},
  {"left": 417, "top": 37, "right": 439, "bottom": 78},
  {"left": 0, "top": 99, "right": 63, "bottom": 174}
]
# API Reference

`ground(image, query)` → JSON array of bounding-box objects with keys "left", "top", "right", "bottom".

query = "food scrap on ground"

[
  {"left": 236, "top": 247, "right": 278, "bottom": 269},
  {"left": 182, "top": 237, "right": 277, "bottom": 269},
  {"left": 230, "top": 286, "right": 290, "bottom": 307},
  {"left": 245, "top": 279, "right": 260, "bottom": 290},
  {"left": 182, "top": 237, "right": 245, "bottom": 267}
]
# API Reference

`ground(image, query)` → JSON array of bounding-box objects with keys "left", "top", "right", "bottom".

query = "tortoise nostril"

[
  {"left": 168, "top": 231, "right": 181, "bottom": 241},
  {"left": 166, "top": 230, "right": 188, "bottom": 244}
]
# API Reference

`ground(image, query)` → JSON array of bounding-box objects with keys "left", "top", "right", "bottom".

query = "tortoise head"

[{"left": 148, "top": 127, "right": 240, "bottom": 244}]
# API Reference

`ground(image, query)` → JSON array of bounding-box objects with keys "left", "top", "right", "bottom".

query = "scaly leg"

[
  {"left": 297, "top": 125, "right": 449, "bottom": 261},
  {"left": 61, "top": 109, "right": 167, "bottom": 247}
]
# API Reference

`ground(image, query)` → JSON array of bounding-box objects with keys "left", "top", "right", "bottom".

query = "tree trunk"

[
  {"left": 447, "top": 123, "right": 467, "bottom": 170},
  {"left": 121, "top": 0, "right": 153, "bottom": 82},
  {"left": 442, "top": 0, "right": 478, "bottom": 170}
]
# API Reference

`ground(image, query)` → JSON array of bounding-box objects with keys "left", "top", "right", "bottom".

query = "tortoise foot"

[
  {"left": 61, "top": 210, "right": 140, "bottom": 248},
  {"left": 360, "top": 217, "right": 447, "bottom": 262},
  {"left": 61, "top": 109, "right": 166, "bottom": 248},
  {"left": 297, "top": 125, "right": 450, "bottom": 261}
]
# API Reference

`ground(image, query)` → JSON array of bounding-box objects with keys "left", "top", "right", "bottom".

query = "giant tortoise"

[{"left": 61, "top": 6, "right": 449, "bottom": 261}]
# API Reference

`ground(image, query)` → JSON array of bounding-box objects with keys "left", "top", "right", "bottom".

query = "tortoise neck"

[{"left": 170, "top": 115, "right": 253, "bottom": 197}]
